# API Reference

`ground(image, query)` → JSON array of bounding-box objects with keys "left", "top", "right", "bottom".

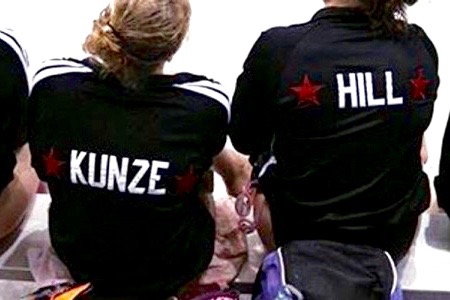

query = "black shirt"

[
  {"left": 435, "top": 118, "right": 450, "bottom": 215},
  {"left": 230, "top": 7, "right": 439, "bottom": 246},
  {"left": 0, "top": 29, "right": 29, "bottom": 191},
  {"left": 28, "top": 58, "right": 229, "bottom": 297}
]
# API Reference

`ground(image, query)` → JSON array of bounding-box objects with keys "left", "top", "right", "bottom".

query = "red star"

[
  {"left": 290, "top": 75, "right": 324, "bottom": 107},
  {"left": 410, "top": 68, "right": 430, "bottom": 100},
  {"left": 175, "top": 165, "right": 199, "bottom": 195},
  {"left": 42, "top": 148, "right": 65, "bottom": 178}
]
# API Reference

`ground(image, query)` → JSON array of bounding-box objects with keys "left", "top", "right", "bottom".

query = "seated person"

[
  {"left": 230, "top": 0, "right": 438, "bottom": 298},
  {"left": 0, "top": 28, "right": 38, "bottom": 255},
  {"left": 27, "top": 0, "right": 245, "bottom": 298},
  {"left": 231, "top": 0, "right": 437, "bottom": 263}
]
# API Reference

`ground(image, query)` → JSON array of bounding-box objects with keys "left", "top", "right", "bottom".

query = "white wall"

[
  {"left": 1, "top": 0, "right": 447, "bottom": 180},
  {"left": 407, "top": 0, "right": 450, "bottom": 180}
]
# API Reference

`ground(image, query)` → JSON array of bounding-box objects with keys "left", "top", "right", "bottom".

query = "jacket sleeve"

[
  {"left": 229, "top": 31, "right": 277, "bottom": 159},
  {"left": 435, "top": 113, "right": 450, "bottom": 214},
  {"left": 27, "top": 78, "right": 53, "bottom": 182},
  {"left": 0, "top": 30, "right": 29, "bottom": 189}
]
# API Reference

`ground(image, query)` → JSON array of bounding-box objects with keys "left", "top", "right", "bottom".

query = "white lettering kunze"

[
  {"left": 337, "top": 71, "right": 403, "bottom": 109},
  {"left": 70, "top": 150, "right": 170, "bottom": 195},
  {"left": 107, "top": 156, "right": 129, "bottom": 192}
]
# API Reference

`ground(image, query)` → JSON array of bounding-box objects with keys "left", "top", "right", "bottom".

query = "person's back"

[
  {"left": 230, "top": 0, "right": 439, "bottom": 262},
  {"left": 28, "top": 1, "right": 230, "bottom": 298},
  {"left": 0, "top": 28, "right": 38, "bottom": 253}
]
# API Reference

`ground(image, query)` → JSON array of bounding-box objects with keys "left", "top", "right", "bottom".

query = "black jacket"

[
  {"left": 28, "top": 57, "right": 229, "bottom": 298},
  {"left": 230, "top": 7, "right": 439, "bottom": 246},
  {"left": 0, "top": 29, "right": 29, "bottom": 191}
]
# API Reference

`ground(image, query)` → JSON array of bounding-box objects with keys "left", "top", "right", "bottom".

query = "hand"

[
  {"left": 421, "top": 137, "right": 428, "bottom": 165},
  {"left": 213, "top": 148, "right": 252, "bottom": 197},
  {"left": 251, "top": 189, "right": 276, "bottom": 252},
  {"left": 0, "top": 144, "right": 39, "bottom": 244}
]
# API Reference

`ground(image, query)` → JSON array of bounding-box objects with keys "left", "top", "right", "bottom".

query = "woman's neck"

[
  {"left": 153, "top": 63, "right": 165, "bottom": 75},
  {"left": 324, "top": 0, "right": 361, "bottom": 8}
]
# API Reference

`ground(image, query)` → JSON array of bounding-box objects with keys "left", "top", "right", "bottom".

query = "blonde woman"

[{"left": 28, "top": 0, "right": 242, "bottom": 298}]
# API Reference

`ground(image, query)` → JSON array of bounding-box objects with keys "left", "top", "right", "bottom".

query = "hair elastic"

[{"left": 106, "top": 22, "right": 163, "bottom": 63}]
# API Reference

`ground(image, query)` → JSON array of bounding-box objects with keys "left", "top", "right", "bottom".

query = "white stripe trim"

[
  {"left": 258, "top": 156, "right": 277, "bottom": 178},
  {"left": 32, "top": 66, "right": 92, "bottom": 88},
  {"left": 285, "top": 284, "right": 304, "bottom": 299},
  {"left": 0, "top": 29, "right": 30, "bottom": 94},
  {"left": 38, "top": 59, "right": 89, "bottom": 70},
  {"left": 181, "top": 79, "right": 229, "bottom": 96},
  {"left": 173, "top": 83, "right": 231, "bottom": 122},
  {"left": 277, "top": 247, "right": 287, "bottom": 286},
  {"left": 384, "top": 251, "right": 398, "bottom": 295},
  {"left": 0, "top": 30, "right": 28, "bottom": 69}
]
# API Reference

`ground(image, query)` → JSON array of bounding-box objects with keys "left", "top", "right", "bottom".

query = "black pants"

[{"left": 272, "top": 217, "right": 420, "bottom": 264}]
